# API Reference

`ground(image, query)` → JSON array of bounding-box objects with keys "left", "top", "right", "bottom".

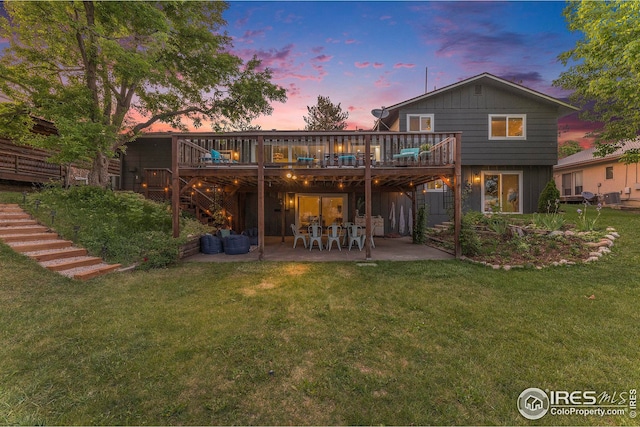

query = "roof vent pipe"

[{"left": 425, "top": 67, "right": 428, "bottom": 93}]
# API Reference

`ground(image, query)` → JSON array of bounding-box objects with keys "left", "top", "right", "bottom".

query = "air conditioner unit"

[
  {"left": 623, "top": 187, "right": 631, "bottom": 194},
  {"left": 634, "top": 183, "right": 640, "bottom": 190}
]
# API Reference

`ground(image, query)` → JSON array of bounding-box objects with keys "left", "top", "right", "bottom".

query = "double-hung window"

[
  {"left": 407, "top": 114, "right": 434, "bottom": 132},
  {"left": 489, "top": 114, "right": 526, "bottom": 139}
]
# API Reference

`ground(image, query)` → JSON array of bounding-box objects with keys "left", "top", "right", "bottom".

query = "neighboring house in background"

[
  {"left": 377, "top": 72, "right": 578, "bottom": 223},
  {"left": 554, "top": 139, "right": 640, "bottom": 206}
]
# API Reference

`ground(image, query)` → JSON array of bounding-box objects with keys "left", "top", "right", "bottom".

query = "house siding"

[
  {"left": 121, "top": 137, "right": 172, "bottom": 191},
  {"left": 398, "top": 79, "right": 560, "bottom": 166}
]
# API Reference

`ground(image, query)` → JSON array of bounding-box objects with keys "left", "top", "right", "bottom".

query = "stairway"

[
  {"left": 0, "top": 204, "right": 121, "bottom": 280},
  {"left": 429, "top": 221, "right": 453, "bottom": 233}
]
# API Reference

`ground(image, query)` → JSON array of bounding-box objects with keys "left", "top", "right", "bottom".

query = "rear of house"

[{"left": 378, "top": 73, "right": 578, "bottom": 222}]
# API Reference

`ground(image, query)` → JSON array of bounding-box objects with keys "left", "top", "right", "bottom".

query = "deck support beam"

[
  {"left": 172, "top": 135, "right": 180, "bottom": 238},
  {"left": 454, "top": 133, "right": 462, "bottom": 258},
  {"left": 364, "top": 134, "right": 372, "bottom": 260},
  {"left": 257, "top": 136, "right": 265, "bottom": 261}
]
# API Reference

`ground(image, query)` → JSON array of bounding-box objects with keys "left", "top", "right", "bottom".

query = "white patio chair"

[
  {"left": 348, "top": 224, "right": 365, "bottom": 251},
  {"left": 326, "top": 224, "right": 342, "bottom": 251},
  {"left": 308, "top": 224, "right": 323, "bottom": 251},
  {"left": 291, "top": 224, "right": 307, "bottom": 248}
]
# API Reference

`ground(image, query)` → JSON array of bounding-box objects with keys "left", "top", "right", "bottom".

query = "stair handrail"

[{"left": 178, "top": 177, "right": 218, "bottom": 222}]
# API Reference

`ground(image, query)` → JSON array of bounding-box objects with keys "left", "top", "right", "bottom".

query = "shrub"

[
  {"left": 537, "top": 180, "right": 560, "bottom": 213},
  {"left": 413, "top": 205, "right": 428, "bottom": 244},
  {"left": 460, "top": 213, "right": 481, "bottom": 256},
  {"left": 24, "top": 186, "right": 210, "bottom": 268}
]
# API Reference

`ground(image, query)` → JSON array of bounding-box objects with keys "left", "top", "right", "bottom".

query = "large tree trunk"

[{"left": 88, "top": 151, "right": 110, "bottom": 188}]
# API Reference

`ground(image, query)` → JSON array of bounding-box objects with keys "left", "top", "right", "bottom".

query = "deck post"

[
  {"left": 364, "top": 134, "right": 372, "bottom": 260},
  {"left": 453, "top": 132, "right": 462, "bottom": 258},
  {"left": 257, "top": 136, "right": 265, "bottom": 261},
  {"left": 171, "top": 135, "right": 180, "bottom": 238}
]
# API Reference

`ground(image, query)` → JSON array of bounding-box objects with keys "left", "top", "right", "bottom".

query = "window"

[
  {"left": 407, "top": 114, "right": 434, "bottom": 132},
  {"left": 605, "top": 166, "right": 614, "bottom": 180},
  {"left": 562, "top": 171, "right": 583, "bottom": 196},
  {"left": 562, "top": 173, "right": 572, "bottom": 196},
  {"left": 426, "top": 179, "right": 448, "bottom": 192},
  {"left": 481, "top": 171, "right": 522, "bottom": 213},
  {"left": 489, "top": 114, "right": 526, "bottom": 139},
  {"left": 574, "top": 171, "right": 583, "bottom": 195}
]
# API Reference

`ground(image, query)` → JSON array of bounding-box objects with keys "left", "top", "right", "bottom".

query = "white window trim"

[
  {"left": 481, "top": 170, "right": 523, "bottom": 214},
  {"left": 407, "top": 114, "right": 434, "bottom": 132},
  {"left": 488, "top": 114, "right": 526, "bottom": 140}
]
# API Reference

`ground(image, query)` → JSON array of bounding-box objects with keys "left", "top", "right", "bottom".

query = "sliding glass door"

[
  {"left": 297, "top": 194, "right": 347, "bottom": 228},
  {"left": 481, "top": 171, "right": 522, "bottom": 214}
]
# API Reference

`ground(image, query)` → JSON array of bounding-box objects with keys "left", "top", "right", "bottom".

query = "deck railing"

[
  {"left": 0, "top": 148, "right": 65, "bottom": 181},
  {"left": 176, "top": 131, "right": 458, "bottom": 169},
  {"left": 0, "top": 140, "right": 120, "bottom": 184}
]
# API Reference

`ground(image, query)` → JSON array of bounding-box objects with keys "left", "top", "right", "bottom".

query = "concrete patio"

[{"left": 185, "top": 235, "right": 454, "bottom": 263}]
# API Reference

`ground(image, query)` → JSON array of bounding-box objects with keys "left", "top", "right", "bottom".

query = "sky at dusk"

[
  {"left": 0, "top": 1, "right": 598, "bottom": 145},
  {"left": 222, "top": 1, "right": 595, "bottom": 145}
]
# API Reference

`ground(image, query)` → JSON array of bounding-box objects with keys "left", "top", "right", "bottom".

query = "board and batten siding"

[
  {"left": 121, "top": 136, "right": 172, "bottom": 191},
  {"left": 397, "top": 80, "right": 560, "bottom": 166}
]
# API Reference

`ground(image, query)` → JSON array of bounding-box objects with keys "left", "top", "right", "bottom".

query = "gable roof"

[
  {"left": 555, "top": 139, "right": 640, "bottom": 169},
  {"left": 378, "top": 72, "right": 579, "bottom": 129}
]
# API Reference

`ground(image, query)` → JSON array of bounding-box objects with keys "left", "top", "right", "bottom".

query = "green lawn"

[{"left": 1, "top": 197, "right": 639, "bottom": 425}]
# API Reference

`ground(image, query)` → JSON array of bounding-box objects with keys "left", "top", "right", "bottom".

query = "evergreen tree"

[{"left": 303, "top": 95, "right": 349, "bottom": 131}]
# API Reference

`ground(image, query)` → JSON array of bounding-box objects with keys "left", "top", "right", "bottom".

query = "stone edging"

[{"left": 460, "top": 227, "right": 619, "bottom": 271}]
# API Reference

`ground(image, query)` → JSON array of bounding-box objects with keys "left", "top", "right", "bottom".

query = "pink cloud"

[
  {"left": 286, "top": 83, "right": 301, "bottom": 98},
  {"left": 345, "top": 39, "right": 358, "bottom": 45},
  {"left": 380, "top": 15, "right": 392, "bottom": 21},
  {"left": 375, "top": 75, "right": 392, "bottom": 88},
  {"left": 236, "top": 27, "right": 272, "bottom": 44},
  {"left": 326, "top": 38, "right": 341, "bottom": 44},
  {"left": 311, "top": 64, "right": 328, "bottom": 79},
  {"left": 373, "top": 62, "right": 384, "bottom": 69},
  {"left": 312, "top": 54, "right": 333, "bottom": 63},
  {"left": 355, "top": 62, "right": 370, "bottom": 69},
  {"left": 393, "top": 63, "right": 416, "bottom": 69}
]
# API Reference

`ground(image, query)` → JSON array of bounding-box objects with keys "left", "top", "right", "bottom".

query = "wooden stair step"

[
  {"left": 25, "top": 247, "right": 88, "bottom": 262},
  {"left": 59, "top": 263, "right": 122, "bottom": 281},
  {"left": 9, "top": 240, "right": 73, "bottom": 253},
  {"left": 41, "top": 256, "right": 103, "bottom": 272},
  {"left": 0, "top": 219, "right": 38, "bottom": 227},
  {"left": 0, "top": 213, "right": 31, "bottom": 220},
  {"left": 0, "top": 232, "right": 59, "bottom": 243},
  {"left": 0, "top": 225, "right": 48, "bottom": 235}
]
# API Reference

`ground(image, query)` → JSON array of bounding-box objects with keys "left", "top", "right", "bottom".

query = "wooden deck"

[
  {"left": 161, "top": 131, "right": 463, "bottom": 260},
  {"left": 0, "top": 139, "right": 120, "bottom": 185}
]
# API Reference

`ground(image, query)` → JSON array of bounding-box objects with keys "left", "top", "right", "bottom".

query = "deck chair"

[
  {"left": 308, "top": 224, "right": 323, "bottom": 251},
  {"left": 348, "top": 224, "right": 365, "bottom": 251},
  {"left": 291, "top": 224, "right": 307, "bottom": 248},
  {"left": 326, "top": 224, "right": 342, "bottom": 251},
  {"left": 210, "top": 149, "right": 222, "bottom": 163}
]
